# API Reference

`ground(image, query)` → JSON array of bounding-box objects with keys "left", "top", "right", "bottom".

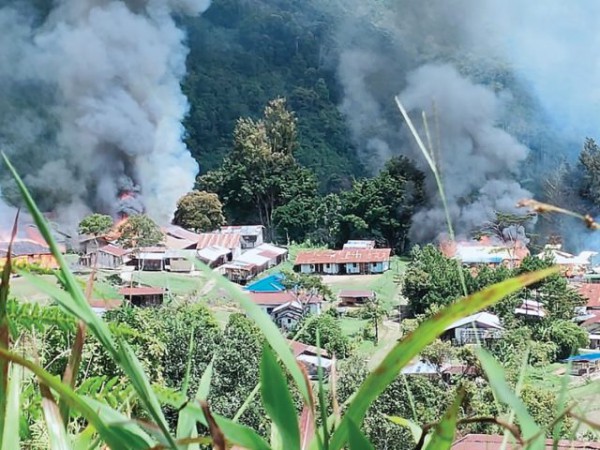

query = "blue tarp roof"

[
  {"left": 245, "top": 273, "right": 286, "bottom": 293},
  {"left": 565, "top": 352, "right": 600, "bottom": 362}
]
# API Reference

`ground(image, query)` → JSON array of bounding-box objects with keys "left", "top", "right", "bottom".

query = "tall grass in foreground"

[{"left": 0, "top": 151, "right": 590, "bottom": 450}]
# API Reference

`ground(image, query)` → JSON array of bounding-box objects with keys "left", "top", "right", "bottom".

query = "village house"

[
  {"left": 197, "top": 232, "right": 243, "bottom": 260},
  {"left": 272, "top": 301, "right": 305, "bottom": 330},
  {"left": 566, "top": 352, "right": 600, "bottom": 376},
  {"left": 294, "top": 248, "right": 391, "bottom": 275},
  {"left": 440, "top": 237, "right": 529, "bottom": 269},
  {"left": 342, "top": 240, "right": 375, "bottom": 250},
  {"left": 514, "top": 299, "right": 546, "bottom": 319},
  {"left": 162, "top": 225, "right": 200, "bottom": 251},
  {"left": 222, "top": 244, "right": 288, "bottom": 284},
  {"left": 288, "top": 339, "right": 333, "bottom": 379},
  {"left": 80, "top": 244, "right": 131, "bottom": 269},
  {"left": 197, "top": 245, "right": 232, "bottom": 268},
  {"left": 219, "top": 225, "right": 264, "bottom": 249},
  {"left": 338, "top": 290, "right": 375, "bottom": 307},
  {"left": 249, "top": 291, "right": 323, "bottom": 317},
  {"left": 536, "top": 245, "right": 597, "bottom": 277},
  {"left": 575, "top": 283, "right": 600, "bottom": 313},
  {"left": 78, "top": 235, "right": 111, "bottom": 255},
  {"left": 164, "top": 249, "right": 197, "bottom": 273},
  {"left": 0, "top": 240, "right": 58, "bottom": 269},
  {"left": 119, "top": 287, "right": 165, "bottom": 307},
  {"left": 88, "top": 299, "right": 123, "bottom": 316},
  {"left": 245, "top": 273, "right": 286, "bottom": 293},
  {"left": 128, "top": 247, "right": 166, "bottom": 271},
  {"left": 580, "top": 315, "right": 600, "bottom": 349},
  {"left": 442, "top": 312, "right": 503, "bottom": 345}
]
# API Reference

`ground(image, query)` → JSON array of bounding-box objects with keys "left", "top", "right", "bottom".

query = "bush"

[
  {"left": 547, "top": 320, "right": 589, "bottom": 360},
  {"left": 295, "top": 313, "right": 352, "bottom": 358}
]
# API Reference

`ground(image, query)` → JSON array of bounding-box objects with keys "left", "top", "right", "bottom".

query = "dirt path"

[{"left": 367, "top": 319, "right": 403, "bottom": 369}]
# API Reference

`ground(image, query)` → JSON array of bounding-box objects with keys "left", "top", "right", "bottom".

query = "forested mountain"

[{"left": 182, "top": 0, "right": 364, "bottom": 191}]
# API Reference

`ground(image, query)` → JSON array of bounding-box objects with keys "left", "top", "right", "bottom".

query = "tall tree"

[
  {"left": 337, "top": 156, "right": 426, "bottom": 252},
  {"left": 173, "top": 190, "right": 226, "bottom": 232},
  {"left": 198, "top": 98, "right": 318, "bottom": 240},
  {"left": 118, "top": 214, "right": 163, "bottom": 249},
  {"left": 579, "top": 137, "right": 600, "bottom": 208},
  {"left": 78, "top": 213, "right": 113, "bottom": 237}
]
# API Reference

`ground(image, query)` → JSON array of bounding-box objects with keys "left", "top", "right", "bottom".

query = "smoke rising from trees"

[
  {"left": 333, "top": 0, "right": 594, "bottom": 242},
  {"left": 0, "top": 0, "right": 210, "bottom": 227}
]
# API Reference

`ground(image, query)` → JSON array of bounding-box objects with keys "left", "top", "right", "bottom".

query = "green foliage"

[
  {"left": 78, "top": 213, "right": 113, "bottom": 237},
  {"left": 546, "top": 320, "right": 589, "bottom": 360},
  {"left": 402, "top": 244, "right": 467, "bottom": 315},
  {"left": 420, "top": 339, "right": 456, "bottom": 370},
  {"left": 295, "top": 313, "right": 352, "bottom": 358},
  {"left": 117, "top": 214, "right": 163, "bottom": 249},
  {"left": 198, "top": 98, "right": 319, "bottom": 239},
  {"left": 173, "top": 190, "right": 226, "bottom": 232},
  {"left": 579, "top": 138, "right": 600, "bottom": 207},
  {"left": 337, "top": 156, "right": 426, "bottom": 253}
]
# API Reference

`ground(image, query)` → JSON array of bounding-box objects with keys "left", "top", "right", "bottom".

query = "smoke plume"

[
  {"left": 332, "top": 1, "right": 589, "bottom": 242},
  {"left": 0, "top": 0, "right": 210, "bottom": 228},
  {"left": 401, "top": 65, "right": 531, "bottom": 241}
]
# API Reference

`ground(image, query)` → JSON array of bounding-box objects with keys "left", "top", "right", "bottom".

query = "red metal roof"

[
  {"left": 577, "top": 283, "right": 600, "bottom": 308},
  {"left": 249, "top": 291, "right": 323, "bottom": 306},
  {"left": 89, "top": 299, "right": 123, "bottom": 310},
  {"left": 452, "top": 434, "right": 600, "bottom": 449},
  {"left": 582, "top": 314, "right": 600, "bottom": 326},
  {"left": 338, "top": 290, "right": 375, "bottom": 298},
  {"left": 119, "top": 287, "right": 165, "bottom": 296},
  {"left": 98, "top": 244, "right": 130, "bottom": 257},
  {"left": 162, "top": 225, "right": 200, "bottom": 242},
  {"left": 294, "top": 248, "right": 391, "bottom": 265},
  {"left": 288, "top": 339, "right": 329, "bottom": 358},
  {"left": 197, "top": 232, "right": 241, "bottom": 250}
]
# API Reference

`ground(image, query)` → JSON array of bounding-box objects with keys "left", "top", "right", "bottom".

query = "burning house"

[
  {"left": 0, "top": 240, "right": 58, "bottom": 270},
  {"left": 440, "top": 236, "right": 529, "bottom": 269}
]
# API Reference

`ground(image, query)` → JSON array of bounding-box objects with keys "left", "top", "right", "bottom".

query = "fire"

[
  {"left": 119, "top": 191, "right": 134, "bottom": 201},
  {"left": 106, "top": 216, "right": 129, "bottom": 241}
]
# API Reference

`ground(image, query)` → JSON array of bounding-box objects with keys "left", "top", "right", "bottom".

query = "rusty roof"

[
  {"left": 162, "top": 225, "right": 200, "bottom": 241},
  {"left": 197, "top": 232, "right": 241, "bottom": 250},
  {"left": 98, "top": 244, "right": 130, "bottom": 257},
  {"left": 119, "top": 287, "right": 165, "bottom": 296},
  {"left": 0, "top": 239, "right": 52, "bottom": 257},
  {"left": 89, "top": 299, "right": 123, "bottom": 310},
  {"left": 577, "top": 283, "right": 600, "bottom": 309},
  {"left": 452, "top": 434, "right": 600, "bottom": 449},
  {"left": 288, "top": 339, "right": 329, "bottom": 358},
  {"left": 294, "top": 248, "right": 391, "bottom": 265}
]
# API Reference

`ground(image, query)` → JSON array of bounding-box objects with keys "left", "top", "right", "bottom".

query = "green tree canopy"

[
  {"left": 118, "top": 214, "right": 164, "bottom": 249},
  {"left": 172, "top": 190, "right": 226, "bottom": 232},
  {"left": 78, "top": 213, "right": 113, "bottom": 236},
  {"left": 198, "top": 98, "right": 319, "bottom": 240}
]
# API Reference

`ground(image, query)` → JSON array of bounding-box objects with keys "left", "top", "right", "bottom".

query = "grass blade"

[
  {"left": 200, "top": 401, "right": 226, "bottom": 450},
  {"left": 385, "top": 416, "right": 422, "bottom": 444},
  {"left": 260, "top": 345, "right": 300, "bottom": 450},
  {"left": 347, "top": 419, "right": 374, "bottom": 450},
  {"left": 423, "top": 389, "right": 464, "bottom": 450},
  {"left": 0, "top": 210, "right": 17, "bottom": 450},
  {"left": 39, "top": 383, "right": 71, "bottom": 450},
  {"left": 2, "top": 363, "right": 22, "bottom": 450},
  {"left": 0, "top": 347, "right": 135, "bottom": 450},
  {"left": 476, "top": 348, "right": 544, "bottom": 449},
  {"left": 177, "top": 361, "right": 213, "bottom": 450},
  {"left": 3, "top": 154, "right": 176, "bottom": 448},
  {"left": 329, "top": 268, "right": 556, "bottom": 450},
  {"left": 212, "top": 413, "right": 271, "bottom": 450},
  {"left": 181, "top": 327, "right": 196, "bottom": 398},
  {"left": 195, "top": 260, "right": 310, "bottom": 404},
  {"left": 60, "top": 321, "right": 85, "bottom": 424}
]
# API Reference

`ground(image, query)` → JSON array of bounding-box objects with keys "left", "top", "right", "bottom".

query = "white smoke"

[
  {"left": 402, "top": 65, "right": 531, "bottom": 241},
  {"left": 0, "top": 0, "right": 210, "bottom": 226}
]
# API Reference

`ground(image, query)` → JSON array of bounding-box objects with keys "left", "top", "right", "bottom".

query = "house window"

[
  {"left": 353, "top": 263, "right": 357, "bottom": 268},
  {"left": 325, "top": 263, "right": 330, "bottom": 268}
]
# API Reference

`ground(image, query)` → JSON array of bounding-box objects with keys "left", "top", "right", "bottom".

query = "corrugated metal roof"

[
  {"left": 288, "top": 339, "right": 329, "bottom": 358},
  {"left": 220, "top": 225, "right": 263, "bottom": 236},
  {"left": 342, "top": 240, "right": 375, "bottom": 249},
  {"left": 445, "top": 312, "right": 502, "bottom": 331},
  {"left": 197, "top": 246, "right": 230, "bottom": 262},
  {"left": 577, "top": 283, "right": 600, "bottom": 308},
  {"left": 294, "top": 248, "right": 391, "bottom": 265},
  {"left": 162, "top": 225, "right": 200, "bottom": 242},
  {"left": 197, "top": 232, "right": 241, "bottom": 250},
  {"left": 119, "top": 287, "right": 165, "bottom": 296},
  {"left": 0, "top": 240, "right": 52, "bottom": 256},
  {"left": 339, "top": 290, "right": 375, "bottom": 299},
  {"left": 98, "top": 244, "right": 130, "bottom": 257}
]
